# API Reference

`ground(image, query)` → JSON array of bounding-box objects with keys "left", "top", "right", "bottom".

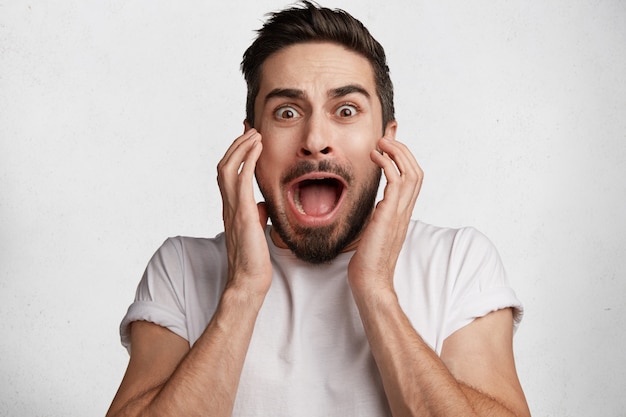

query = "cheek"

[
  {"left": 258, "top": 129, "right": 299, "bottom": 165},
  {"left": 257, "top": 144, "right": 282, "bottom": 172},
  {"left": 254, "top": 156, "right": 272, "bottom": 187},
  {"left": 342, "top": 124, "right": 379, "bottom": 153},
  {"left": 255, "top": 144, "right": 286, "bottom": 186},
  {"left": 343, "top": 138, "right": 377, "bottom": 166}
]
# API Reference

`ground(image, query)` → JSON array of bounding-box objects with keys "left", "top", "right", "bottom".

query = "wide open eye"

[
  {"left": 275, "top": 106, "right": 301, "bottom": 120},
  {"left": 335, "top": 104, "right": 358, "bottom": 118}
]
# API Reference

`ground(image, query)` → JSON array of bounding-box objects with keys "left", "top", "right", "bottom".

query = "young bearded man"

[{"left": 107, "top": 2, "right": 530, "bottom": 416}]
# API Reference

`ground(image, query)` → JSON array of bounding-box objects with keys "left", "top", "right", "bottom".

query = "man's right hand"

[
  {"left": 107, "top": 129, "right": 273, "bottom": 417},
  {"left": 217, "top": 128, "right": 272, "bottom": 296}
]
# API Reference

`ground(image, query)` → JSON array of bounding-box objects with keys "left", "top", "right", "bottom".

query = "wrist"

[
  {"left": 222, "top": 280, "right": 268, "bottom": 312},
  {"left": 348, "top": 277, "right": 397, "bottom": 308},
  {"left": 227, "top": 268, "right": 272, "bottom": 296}
]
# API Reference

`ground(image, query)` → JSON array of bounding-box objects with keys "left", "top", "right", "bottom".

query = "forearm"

[
  {"left": 113, "top": 285, "right": 265, "bottom": 417},
  {"left": 351, "top": 287, "right": 524, "bottom": 417},
  {"left": 459, "top": 384, "right": 521, "bottom": 417},
  {"left": 350, "top": 287, "right": 477, "bottom": 417}
]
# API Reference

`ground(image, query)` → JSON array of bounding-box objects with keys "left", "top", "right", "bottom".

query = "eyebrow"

[
  {"left": 329, "top": 84, "right": 371, "bottom": 99},
  {"left": 264, "top": 88, "right": 306, "bottom": 103},
  {"left": 263, "top": 84, "right": 371, "bottom": 104}
]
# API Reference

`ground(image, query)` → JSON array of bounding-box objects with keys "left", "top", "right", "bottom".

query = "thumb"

[{"left": 257, "top": 202, "right": 269, "bottom": 227}]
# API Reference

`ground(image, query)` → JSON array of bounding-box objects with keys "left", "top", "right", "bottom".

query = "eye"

[
  {"left": 335, "top": 104, "right": 358, "bottom": 118},
  {"left": 275, "top": 106, "right": 301, "bottom": 120}
]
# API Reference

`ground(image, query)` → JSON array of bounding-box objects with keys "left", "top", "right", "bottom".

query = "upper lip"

[{"left": 286, "top": 172, "right": 348, "bottom": 190}]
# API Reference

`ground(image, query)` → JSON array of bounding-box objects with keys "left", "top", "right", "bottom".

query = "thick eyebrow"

[
  {"left": 329, "top": 84, "right": 371, "bottom": 99},
  {"left": 264, "top": 88, "right": 306, "bottom": 103},
  {"left": 263, "top": 85, "right": 371, "bottom": 104}
]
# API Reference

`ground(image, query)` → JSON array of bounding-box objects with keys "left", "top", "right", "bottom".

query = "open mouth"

[{"left": 288, "top": 174, "right": 347, "bottom": 221}]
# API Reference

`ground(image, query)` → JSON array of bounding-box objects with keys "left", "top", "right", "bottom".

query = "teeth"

[{"left": 294, "top": 188, "right": 305, "bottom": 214}]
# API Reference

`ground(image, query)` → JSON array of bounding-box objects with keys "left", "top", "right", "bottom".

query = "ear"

[
  {"left": 384, "top": 120, "right": 398, "bottom": 140},
  {"left": 243, "top": 119, "right": 252, "bottom": 133}
]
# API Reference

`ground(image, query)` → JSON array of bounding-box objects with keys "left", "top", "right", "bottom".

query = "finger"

[
  {"left": 377, "top": 138, "right": 421, "bottom": 182},
  {"left": 376, "top": 139, "right": 424, "bottom": 201},
  {"left": 257, "top": 202, "right": 269, "bottom": 227},
  {"left": 370, "top": 150, "right": 403, "bottom": 208},
  {"left": 218, "top": 129, "right": 259, "bottom": 172},
  {"left": 236, "top": 139, "right": 262, "bottom": 199},
  {"left": 219, "top": 134, "right": 262, "bottom": 224},
  {"left": 371, "top": 147, "right": 399, "bottom": 180},
  {"left": 371, "top": 141, "right": 423, "bottom": 210},
  {"left": 370, "top": 146, "right": 404, "bottom": 188},
  {"left": 218, "top": 131, "right": 260, "bottom": 189}
]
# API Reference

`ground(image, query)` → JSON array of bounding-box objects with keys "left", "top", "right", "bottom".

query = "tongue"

[{"left": 299, "top": 183, "right": 337, "bottom": 216}]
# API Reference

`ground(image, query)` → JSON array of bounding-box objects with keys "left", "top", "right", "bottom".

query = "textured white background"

[{"left": 1, "top": 1, "right": 625, "bottom": 416}]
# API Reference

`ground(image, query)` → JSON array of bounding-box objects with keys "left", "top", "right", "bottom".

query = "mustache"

[{"left": 281, "top": 160, "right": 354, "bottom": 184}]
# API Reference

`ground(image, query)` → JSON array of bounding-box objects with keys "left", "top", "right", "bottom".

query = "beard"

[{"left": 258, "top": 160, "right": 381, "bottom": 264}]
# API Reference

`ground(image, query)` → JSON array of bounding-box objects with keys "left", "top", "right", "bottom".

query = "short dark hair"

[{"left": 241, "top": 1, "right": 394, "bottom": 131}]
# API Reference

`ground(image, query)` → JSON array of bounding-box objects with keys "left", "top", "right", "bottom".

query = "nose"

[{"left": 298, "top": 112, "right": 333, "bottom": 158}]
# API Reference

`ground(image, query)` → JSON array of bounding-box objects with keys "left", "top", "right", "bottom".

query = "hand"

[
  {"left": 348, "top": 137, "right": 423, "bottom": 293},
  {"left": 217, "top": 128, "right": 272, "bottom": 296}
]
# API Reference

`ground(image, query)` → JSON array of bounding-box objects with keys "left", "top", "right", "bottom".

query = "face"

[{"left": 253, "top": 42, "right": 396, "bottom": 264}]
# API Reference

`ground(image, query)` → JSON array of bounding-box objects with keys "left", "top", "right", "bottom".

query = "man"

[{"left": 107, "top": 2, "right": 530, "bottom": 416}]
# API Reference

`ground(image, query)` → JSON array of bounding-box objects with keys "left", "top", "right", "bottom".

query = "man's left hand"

[{"left": 347, "top": 137, "right": 423, "bottom": 293}]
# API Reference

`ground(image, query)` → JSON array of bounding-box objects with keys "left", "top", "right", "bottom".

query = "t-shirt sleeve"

[
  {"left": 120, "top": 238, "right": 188, "bottom": 353},
  {"left": 442, "top": 227, "right": 523, "bottom": 341}
]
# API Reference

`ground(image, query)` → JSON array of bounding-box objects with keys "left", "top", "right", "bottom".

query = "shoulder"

[
  {"left": 140, "top": 233, "right": 228, "bottom": 295},
  {"left": 403, "top": 220, "right": 494, "bottom": 257},
  {"left": 399, "top": 220, "right": 507, "bottom": 291},
  {"left": 163, "top": 233, "right": 226, "bottom": 255},
  {"left": 398, "top": 221, "right": 522, "bottom": 349},
  {"left": 155, "top": 233, "right": 227, "bottom": 266},
  {"left": 123, "top": 233, "right": 229, "bottom": 348}
]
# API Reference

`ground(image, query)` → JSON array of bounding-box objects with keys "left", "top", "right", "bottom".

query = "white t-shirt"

[{"left": 120, "top": 220, "right": 522, "bottom": 416}]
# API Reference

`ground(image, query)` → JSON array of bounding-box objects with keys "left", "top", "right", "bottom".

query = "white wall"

[{"left": 1, "top": 1, "right": 624, "bottom": 415}]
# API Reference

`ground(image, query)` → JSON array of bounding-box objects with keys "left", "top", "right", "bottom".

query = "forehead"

[{"left": 258, "top": 42, "right": 376, "bottom": 95}]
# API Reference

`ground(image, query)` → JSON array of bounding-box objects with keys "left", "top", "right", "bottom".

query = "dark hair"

[{"left": 241, "top": 1, "right": 394, "bottom": 131}]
